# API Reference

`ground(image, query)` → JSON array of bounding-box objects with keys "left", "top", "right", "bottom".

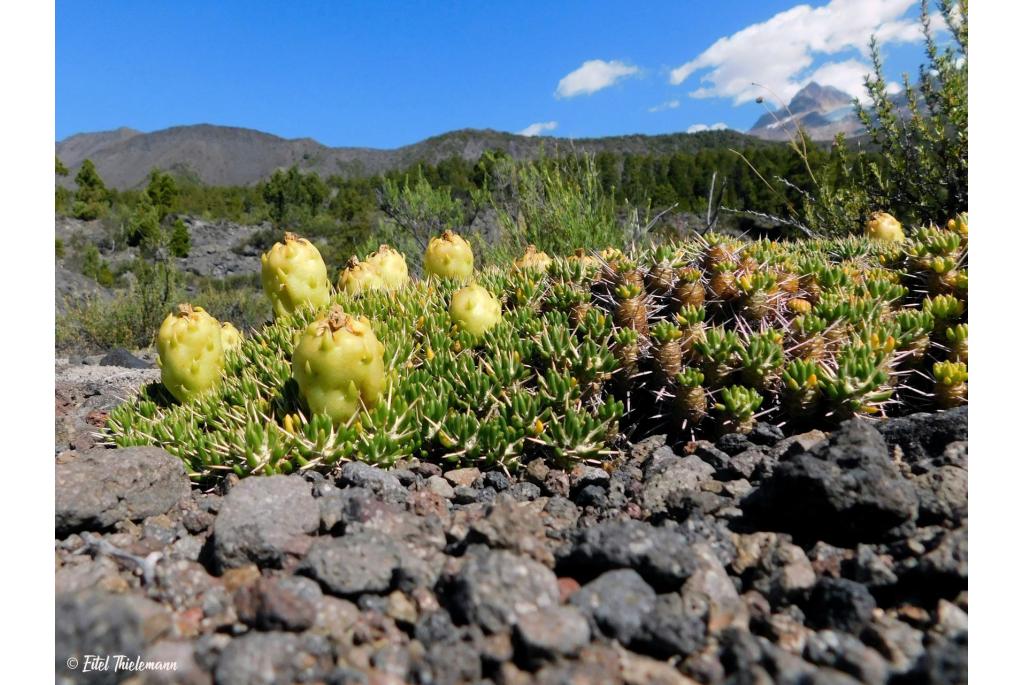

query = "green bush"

[
  {"left": 169, "top": 219, "right": 191, "bottom": 258},
  {"left": 55, "top": 238, "right": 65, "bottom": 260},
  {"left": 56, "top": 261, "right": 178, "bottom": 352}
]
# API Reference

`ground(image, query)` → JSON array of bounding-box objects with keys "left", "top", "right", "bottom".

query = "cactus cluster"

[{"left": 107, "top": 212, "right": 967, "bottom": 480}]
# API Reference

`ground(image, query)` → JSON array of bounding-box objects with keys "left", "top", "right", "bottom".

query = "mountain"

[
  {"left": 748, "top": 82, "right": 863, "bottom": 142},
  {"left": 56, "top": 125, "right": 772, "bottom": 189}
]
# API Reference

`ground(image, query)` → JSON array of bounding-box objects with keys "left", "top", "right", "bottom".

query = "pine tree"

[
  {"left": 72, "top": 160, "right": 110, "bottom": 220},
  {"left": 169, "top": 218, "right": 191, "bottom": 258}
]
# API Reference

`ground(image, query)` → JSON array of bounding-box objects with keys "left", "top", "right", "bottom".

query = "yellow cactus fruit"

[
  {"left": 157, "top": 304, "right": 225, "bottom": 403},
  {"left": 514, "top": 244, "right": 553, "bottom": 272},
  {"left": 449, "top": 284, "right": 502, "bottom": 337},
  {"left": 338, "top": 256, "right": 385, "bottom": 296},
  {"left": 220, "top": 322, "right": 243, "bottom": 352},
  {"left": 292, "top": 305, "right": 387, "bottom": 424},
  {"left": 865, "top": 212, "right": 905, "bottom": 242},
  {"left": 260, "top": 232, "right": 332, "bottom": 318},
  {"left": 364, "top": 244, "right": 409, "bottom": 290},
  {"left": 424, "top": 230, "right": 474, "bottom": 280}
]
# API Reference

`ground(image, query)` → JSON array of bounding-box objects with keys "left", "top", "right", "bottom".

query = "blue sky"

[{"left": 56, "top": 0, "right": 943, "bottom": 148}]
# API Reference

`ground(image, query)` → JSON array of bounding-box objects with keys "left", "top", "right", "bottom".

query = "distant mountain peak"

[{"left": 748, "top": 81, "right": 861, "bottom": 142}]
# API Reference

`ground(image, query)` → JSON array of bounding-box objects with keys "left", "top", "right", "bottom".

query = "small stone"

[
  {"left": 234, "top": 576, "right": 318, "bottom": 632},
  {"left": 301, "top": 531, "right": 402, "bottom": 597},
  {"left": 561, "top": 519, "right": 698, "bottom": 591},
  {"left": 212, "top": 476, "right": 319, "bottom": 571},
  {"left": 508, "top": 482, "right": 542, "bottom": 501},
  {"left": 804, "top": 630, "right": 889, "bottom": 685},
  {"left": 425, "top": 475, "right": 455, "bottom": 499},
  {"left": 525, "top": 459, "right": 550, "bottom": 484},
  {"left": 449, "top": 548, "right": 560, "bottom": 633},
  {"left": 633, "top": 593, "right": 707, "bottom": 658},
  {"left": 805, "top": 578, "right": 877, "bottom": 634},
  {"left": 339, "top": 462, "right": 407, "bottom": 504},
  {"left": 445, "top": 467, "right": 481, "bottom": 488},
  {"left": 484, "top": 471, "right": 511, "bottom": 491},
  {"left": 748, "top": 423, "right": 785, "bottom": 445},
  {"left": 716, "top": 433, "right": 752, "bottom": 455},
  {"left": 570, "top": 569, "right": 656, "bottom": 644},
  {"left": 514, "top": 606, "right": 591, "bottom": 662},
  {"left": 213, "top": 631, "right": 333, "bottom": 685}
]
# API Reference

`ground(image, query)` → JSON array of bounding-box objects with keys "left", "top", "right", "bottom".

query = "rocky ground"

[
  {"left": 55, "top": 354, "right": 967, "bottom": 685},
  {"left": 56, "top": 216, "right": 265, "bottom": 313}
]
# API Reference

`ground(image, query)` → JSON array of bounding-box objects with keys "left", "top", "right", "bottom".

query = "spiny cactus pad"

[{"left": 109, "top": 223, "right": 967, "bottom": 481}]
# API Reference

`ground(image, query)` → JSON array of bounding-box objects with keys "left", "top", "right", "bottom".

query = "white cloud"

[
  {"left": 669, "top": 0, "right": 946, "bottom": 105},
  {"left": 687, "top": 122, "right": 729, "bottom": 133},
  {"left": 518, "top": 121, "right": 558, "bottom": 137},
  {"left": 648, "top": 99, "right": 680, "bottom": 113},
  {"left": 556, "top": 60, "right": 639, "bottom": 98}
]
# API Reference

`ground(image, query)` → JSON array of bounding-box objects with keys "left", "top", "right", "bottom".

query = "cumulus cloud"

[
  {"left": 518, "top": 121, "right": 558, "bottom": 137},
  {"left": 556, "top": 60, "right": 639, "bottom": 98},
  {"left": 669, "top": 0, "right": 945, "bottom": 105},
  {"left": 687, "top": 122, "right": 729, "bottom": 133},
  {"left": 648, "top": 99, "right": 680, "bottom": 113}
]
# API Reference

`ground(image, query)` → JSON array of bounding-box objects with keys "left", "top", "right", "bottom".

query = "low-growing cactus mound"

[{"left": 106, "top": 215, "right": 967, "bottom": 481}]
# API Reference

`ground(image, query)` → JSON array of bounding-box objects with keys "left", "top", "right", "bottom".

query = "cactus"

[
  {"left": 674, "top": 368, "right": 707, "bottom": 427},
  {"left": 694, "top": 327, "right": 740, "bottom": 387},
  {"left": 893, "top": 310, "right": 933, "bottom": 365},
  {"left": 365, "top": 244, "right": 409, "bottom": 290},
  {"left": 651, "top": 320, "right": 684, "bottom": 384},
  {"left": 818, "top": 345, "right": 893, "bottom": 419},
  {"left": 514, "top": 244, "right": 553, "bottom": 272},
  {"left": 613, "top": 327, "right": 641, "bottom": 391},
  {"left": 933, "top": 361, "right": 967, "bottom": 408},
  {"left": 424, "top": 230, "right": 474, "bottom": 280},
  {"left": 157, "top": 304, "right": 225, "bottom": 403},
  {"left": 946, "top": 324, "right": 967, "bottom": 363},
  {"left": 450, "top": 284, "right": 502, "bottom": 337},
  {"left": 261, "top": 232, "right": 332, "bottom": 318},
  {"left": 737, "top": 272, "right": 778, "bottom": 320},
  {"left": 865, "top": 211, "right": 905, "bottom": 242},
  {"left": 220, "top": 322, "right": 243, "bottom": 352},
  {"left": 923, "top": 294, "right": 965, "bottom": 331},
  {"left": 339, "top": 256, "right": 386, "bottom": 296},
  {"left": 673, "top": 266, "right": 705, "bottom": 309},
  {"left": 714, "top": 385, "right": 763, "bottom": 435},
  {"left": 738, "top": 332, "right": 785, "bottom": 392},
  {"left": 708, "top": 261, "right": 739, "bottom": 300},
  {"left": 109, "top": 219, "right": 971, "bottom": 481},
  {"left": 781, "top": 358, "right": 821, "bottom": 419},
  {"left": 292, "top": 306, "right": 387, "bottom": 425},
  {"left": 647, "top": 245, "right": 679, "bottom": 294},
  {"left": 614, "top": 283, "right": 649, "bottom": 337}
]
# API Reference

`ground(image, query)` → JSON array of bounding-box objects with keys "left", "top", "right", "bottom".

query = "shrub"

[{"left": 169, "top": 219, "right": 191, "bottom": 258}]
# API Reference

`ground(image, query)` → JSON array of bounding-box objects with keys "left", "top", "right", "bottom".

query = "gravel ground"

[{"left": 55, "top": 355, "right": 967, "bottom": 685}]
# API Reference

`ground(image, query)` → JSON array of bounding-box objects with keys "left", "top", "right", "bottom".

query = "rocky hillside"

[
  {"left": 748, "top": 82, "right": 863, "bottom": 142},
  {"left": 56, "top": 125, "right": 772, "bottom": 189}
]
